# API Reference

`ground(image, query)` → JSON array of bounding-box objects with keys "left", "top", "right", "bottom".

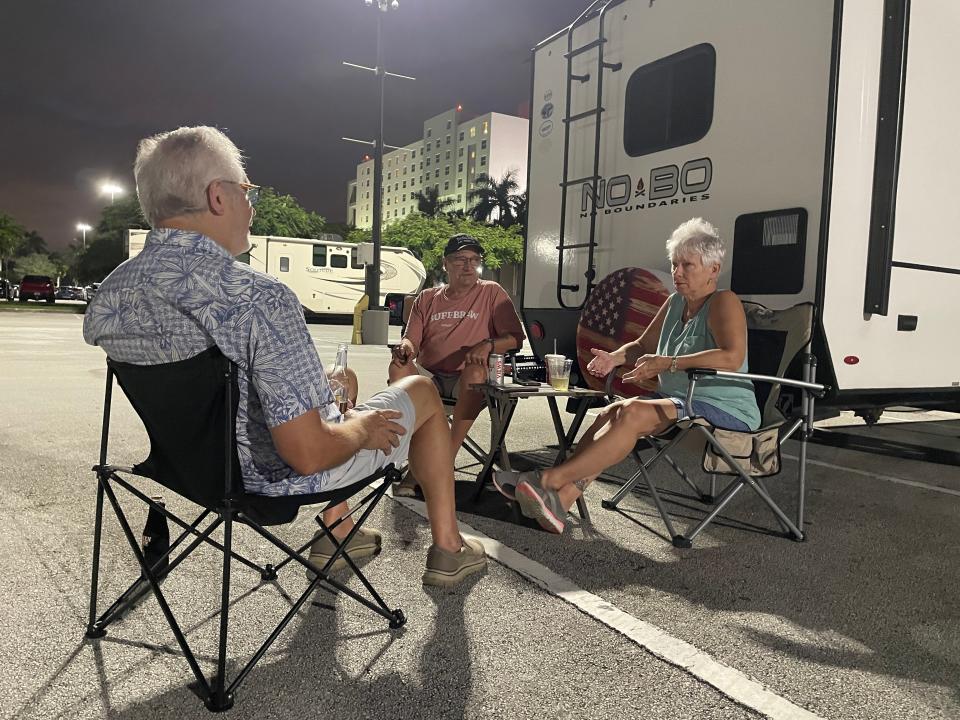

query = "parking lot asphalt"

[{"left": 0, "top": 312, "right": 957, "bottom": 720}]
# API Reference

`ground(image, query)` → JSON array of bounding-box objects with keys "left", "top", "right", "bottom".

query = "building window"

[
  {"left": 480, "top": 156, "right": 487, "bottom": 165},
  {"left": 457, "top": 194, "right": 462, "bottom": 202},
  {"left": 435, "top": 153, "right": 440, "bottom": 163},
  {"left": 445, "top": 165, "right": 450, "bottom": 175},
  {"left": 402, "top": 207, "right": 406, "bottom": 215},
  {"left": 366, "top": 167, "right": 370, "bottom": 175},
  {"left": 444, "top": 181, "right": 450, "bottom": 190},
  {"left": 427, "top": 128, "right": 432, "bottom": 138},
  {"left": 446, "top": 134, "right": 451, "bottom": 145},
  {"left": 365, "top": 192, "right": 369, "bottom": 199},
  {"left": 469, "top": 127, "right": 476, "bottom": 138},
  {"left": 482, "top": 121, "right": 489, "bottom": 134},
  {"left": 426, "top": 141, "right": 431, "bottom": 151},
  {"left": 395, "top": 183, "right": 399, "bottom": 191},
  {"left": 312, "top": 245, "right": 327, "bottom": 267},
  {"left": 624, "top": 43, "right": 716, "bottom": 157},
  {"left": 387, "top": 172, "right": 391, "bottom": 180},
  {"left": 403, "top": 180, "right": 407, "bottom": 188},
  {"left": 446, "top": 119, "right": 452, "bottom": 129},
  {"left": 434, "top": 169, "right": 440, "bottom": 178},
  {"left": 459, "top": 147, "right": 464, "bottom": 157},
  {"left": 426, "top": 157, "right": 431, "bottom": 166},
  {"left": 330, "top": 253, "right": 348, "bottom": 269},
  {"left": 445, "top": 150, "right": 451, "bottom": 160},
  {"left": 411, "top": 164, "right": 416, "bottom": 172},
  {"left": 481, "top": 139, "right": 487, "bottom": 150},
  {"left": 457, "top": 178, "right": 463, "bottom": 188},
  {"left": 411, "top": 149, "right": 416, "bottom": 158},
  {"left": 458, "top": 163, "right": 464, "bottom": 172},
  {"left": 459, "top": 131, "right": 464, "bottom": 141},
  {"left": 387, "top": 197, "right": 391, "bottom": 205}
]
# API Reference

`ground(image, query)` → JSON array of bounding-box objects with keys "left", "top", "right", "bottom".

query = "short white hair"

[
  {"left": 134, "top": 126, "right": 247, "bottom": 227},
  {"left": 665, "top": 217, "right": 725, "bottom": 267}
]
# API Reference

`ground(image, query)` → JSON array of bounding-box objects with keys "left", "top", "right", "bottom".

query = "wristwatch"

[
  {"left": 485, "top": 338, "right": 496, "bottom": 351},
  {"left": 669, "top": 355, "right": 679, "bottom": 373}
]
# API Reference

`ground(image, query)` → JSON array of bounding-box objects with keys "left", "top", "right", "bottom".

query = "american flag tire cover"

[{"left": 575, "top": 267, "right": 670, "bottom": 398}]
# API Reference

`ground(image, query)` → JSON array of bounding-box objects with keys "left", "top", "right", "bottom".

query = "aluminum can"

[{"left": 487, "top": 353, "right": 505, "bottom": 385}]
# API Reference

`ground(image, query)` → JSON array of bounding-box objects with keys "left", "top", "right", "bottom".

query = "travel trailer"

[
  {"left": 523, "top": 0, "right": 959, "bottom": 412},
  {"left": 126, "top": 230, "right": 426, "bottom": 317}
]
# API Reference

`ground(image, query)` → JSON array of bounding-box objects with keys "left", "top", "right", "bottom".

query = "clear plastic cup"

[
  {"left": 544, "top": 353, "right": 564, "bottom": 385},
  {"left": 547, "top": 357, "right": 573, "bottom": 391}
]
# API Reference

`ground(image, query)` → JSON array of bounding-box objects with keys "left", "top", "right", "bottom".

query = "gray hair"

[
  {"left": 134, "top": 126, "right": 247, "bottom": 227},
  {"left": 665, "top": 217, "right": 726, "bottom": 267}
]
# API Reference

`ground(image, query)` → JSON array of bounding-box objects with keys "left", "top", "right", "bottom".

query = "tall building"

[{"left": 350, "top": 107, "right": 528, "bottom": 230}]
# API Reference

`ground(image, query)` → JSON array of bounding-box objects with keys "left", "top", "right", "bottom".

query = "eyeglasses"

[
  {"left": 217, "top": 179, "right": 261, "bottom": 206},
  {"left": 447, "top": 255, "right": 482, "bottom": 267}
]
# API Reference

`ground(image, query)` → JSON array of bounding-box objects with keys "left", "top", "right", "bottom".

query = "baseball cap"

[{"left": 443, "top": 234, "right": 484, "bottom": 257}]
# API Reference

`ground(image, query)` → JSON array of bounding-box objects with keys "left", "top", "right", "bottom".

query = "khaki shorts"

[{"left": 323, "top": 385, "right": 416, "bottom": 491}]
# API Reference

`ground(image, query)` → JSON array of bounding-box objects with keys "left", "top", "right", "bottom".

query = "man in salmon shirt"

[{"left": 389, "top": 234, "right": 525, "bottom": 495}]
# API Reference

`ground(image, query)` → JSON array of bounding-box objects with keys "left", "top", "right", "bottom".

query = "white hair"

[
  {"left": 665, "top": 217, "right": 726, "bottom": 267},
  {"left": 134, "top": 126, "right": 247, "bottom": 227}
]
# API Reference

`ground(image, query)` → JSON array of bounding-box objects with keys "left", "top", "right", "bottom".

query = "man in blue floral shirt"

[{"left": 84, "top": 126, "right": 485, "bottom": 586}]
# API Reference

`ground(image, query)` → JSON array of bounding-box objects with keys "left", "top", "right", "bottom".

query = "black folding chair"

[
  {"left": 84, "top": 346, "right": 404, "bottom": 712},
  {"left": 602, "top": 302, "right": 828, "bottom": 548}
]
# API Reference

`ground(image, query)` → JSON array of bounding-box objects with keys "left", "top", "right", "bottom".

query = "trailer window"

[
  {"left": 623, "top": 44, "right": 715, "bottom": 157},
  {"left": 330, "top": 254, "right": 348, "bottom": 269},
  {"left": 351, "top": 248, "right": 365, "bottom": 269},
  {"left": 279, "top": 257, "right": 290, "bottom": 273},
  {"left": 731, "top": 209, "right": 807, "bottom": 295},
  {"left": 312, "top": 245, "right": 327, "bottom": 267}
]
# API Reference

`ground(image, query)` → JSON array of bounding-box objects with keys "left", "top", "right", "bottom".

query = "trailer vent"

[
  {"left": 623, "top": 43, "right": 716, "bottom": 158},
  {"left": 731, "top": 208, "right": 807, "bottom": 295}
]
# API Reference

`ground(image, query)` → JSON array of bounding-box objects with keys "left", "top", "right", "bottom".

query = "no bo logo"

[{"left": 581, "top": 157, "right": 713, "bottom": 210}]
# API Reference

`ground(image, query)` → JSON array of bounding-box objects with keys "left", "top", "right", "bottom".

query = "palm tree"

[
  {"left": 511, "top": 190, "right": 528, "bottom": 234},
  {"left": 413, "top": 186, "right": 455, "bottom": 218},
  {"left": 467, "top": 170, "right": 521, "bottom": 228}
]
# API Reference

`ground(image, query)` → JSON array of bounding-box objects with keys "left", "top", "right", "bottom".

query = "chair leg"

[
  {"left": 85, "top": 479, "right": 107, "bottom": 639},
  {"left": 208, "top": 511, "right": 234, "bottom": 713}
]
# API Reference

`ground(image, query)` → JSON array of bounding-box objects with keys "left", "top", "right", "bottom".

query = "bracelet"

[{"left": 486, "top": 338, "right": 495, "bottom": 350}]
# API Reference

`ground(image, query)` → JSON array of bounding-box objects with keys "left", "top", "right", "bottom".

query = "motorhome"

[
  {"left": 126, "top": 230, "right": 426, "bottom": 317},
  {"left": 524, "top": 0, "right": 959, "bottom": 412}
]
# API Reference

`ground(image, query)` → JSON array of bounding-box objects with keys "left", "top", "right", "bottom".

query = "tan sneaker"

[
  {"left": 393, "top": 468, "right": 419, "bottom": 498},
  {"left": 422, "top": 537, "right": 487, "bottom": 587},
  {"left": 307, "top": 527, "right": 382, "bottom": 576}
]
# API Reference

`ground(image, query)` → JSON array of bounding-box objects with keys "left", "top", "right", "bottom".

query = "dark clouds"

[{"left": 0, "top": 0, "right": 587, "bottom": 251}]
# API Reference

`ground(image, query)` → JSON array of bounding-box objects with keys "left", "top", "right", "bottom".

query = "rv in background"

[
  {"left": 524, "top": 0, "right": 959, "bottom": 413},
  {"left": 126, "top": 230, "right": 426, "bottom": 317}
]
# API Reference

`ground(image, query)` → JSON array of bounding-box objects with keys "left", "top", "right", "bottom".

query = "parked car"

[
  {"left": 0, "top": 278, "right": 11, "bottom": 300},
  {"left": 56, "top": 285, "right": 87, "bottom": 301},
  {"left": 19, "top": 275, "right": 56, "bottom": 303},
  {"left": 84, "top": 282, "right": 101, "bottom": 301}
]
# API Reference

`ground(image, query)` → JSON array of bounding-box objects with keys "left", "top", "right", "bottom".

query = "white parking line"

[
  {"left": 391, "top": 493, "right": 824, "bottom": 720},
  {"left": 782, "top": 454, "right": 960, "bottom": 498}
]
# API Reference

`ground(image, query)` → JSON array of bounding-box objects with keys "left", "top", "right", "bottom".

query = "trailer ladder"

[{"left": 556, "top": 0, "right": 622, "bottom": 309}]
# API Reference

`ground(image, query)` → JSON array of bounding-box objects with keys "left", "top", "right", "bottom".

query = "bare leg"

[
  {"left": 391, "top": 375, "right": 462, "bottom": 552},
  {"left": 448, "top": 363, "right": 488, "bottom": 457},
  {"left": 541, "top": 399, "right": 678, "bottom": 511},
  {"left": 388, "top": 357, "right": 419, "bottom": 384}
]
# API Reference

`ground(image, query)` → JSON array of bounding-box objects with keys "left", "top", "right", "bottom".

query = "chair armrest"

[{"left": 686, "top": 368, "right": 829, "bottom": 398}]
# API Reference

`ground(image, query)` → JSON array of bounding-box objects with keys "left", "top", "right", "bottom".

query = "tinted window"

[
  {"left": 312, "top": 245, "right": 327, "bottom": 267},
  {"left": 731, "top": 208, "right": 807, "bottom": 295},
  {"left": 623, "top": 44, "right": 716, "bottom": 157},
  {"left": 279, "top": 257, "right": 290, "bottom": 273},
  {"left": 350, "top": 248, "right": 364, "bottom": 269},
  {"left": 330, "top": 254, "right": 348, "bottom": 269}
]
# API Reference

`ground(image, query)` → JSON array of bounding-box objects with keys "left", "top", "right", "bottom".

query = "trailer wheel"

[{"left": 855, "top": 408, "right": 884, "bottom": 426}]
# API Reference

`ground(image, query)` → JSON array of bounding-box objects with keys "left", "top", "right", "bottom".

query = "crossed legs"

[{"left": 542, "top": 398, "right": 679, "bottom": 512}]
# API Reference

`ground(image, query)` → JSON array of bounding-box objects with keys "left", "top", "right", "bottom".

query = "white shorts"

[{"left": 323, "top": 385, "right": 415, "bottom": 491}]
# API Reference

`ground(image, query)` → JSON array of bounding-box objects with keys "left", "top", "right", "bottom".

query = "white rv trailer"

[
  {"left": 524, "top": 0, "right": 960, "bottom": 411},
  {"left": 126, "top": 229, "right": 426, "bottom": 317}
]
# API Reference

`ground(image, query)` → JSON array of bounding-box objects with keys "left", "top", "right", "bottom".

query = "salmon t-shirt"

[{"left": 403, "top": 280, "right": 526, "bottom": 374}]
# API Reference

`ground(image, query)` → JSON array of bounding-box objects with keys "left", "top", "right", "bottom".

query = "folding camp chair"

[
  {"left": 85, "top": 347, "right": 404, "bottom": 712},
  {"left": 601, "top": 302, "right": 828, "bottom": 548}
]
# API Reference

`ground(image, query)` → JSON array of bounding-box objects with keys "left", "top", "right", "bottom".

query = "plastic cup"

[
  {"left": 547, "top": 356, "right": 572, "bottom": 391},
  {"left": 544, "top": 354, "right": 564, "bottom": 384}
]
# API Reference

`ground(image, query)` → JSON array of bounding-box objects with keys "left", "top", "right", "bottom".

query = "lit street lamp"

[
  {"left": 343, "top": 0, "right": 412, "bottom": 309},
  {"left": 100, "top": 182, "right": 124, "bottom": 204},
  {"left": 76, "top": 222, "right": 92, "bottom": 249}
]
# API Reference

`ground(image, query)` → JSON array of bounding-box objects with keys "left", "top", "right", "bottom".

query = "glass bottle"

[{"left": 330, "top": 343, "right": 350, "bottom": 415}]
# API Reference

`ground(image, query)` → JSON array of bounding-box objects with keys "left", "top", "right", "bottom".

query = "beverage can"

[{"left": 487, "top": 353, "right": 505, "bottom": 385}]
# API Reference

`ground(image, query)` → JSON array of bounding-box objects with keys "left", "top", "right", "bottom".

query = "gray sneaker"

[
  {"left": 515, "top": 470, "right": 567, "bottom": 534},
  {"left": 307, "top": 527, "right": 382, "bottom": 576},
  {"left": 422, "top": 537, "right": 487, "bottom": 587},
  {"left": 492, "top": 470, "right": 520, "bottom": 500}
]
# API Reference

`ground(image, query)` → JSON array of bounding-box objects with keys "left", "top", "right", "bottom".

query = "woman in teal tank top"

[{"left": 496, "top": 218, "right": 761, "bottom": 535}]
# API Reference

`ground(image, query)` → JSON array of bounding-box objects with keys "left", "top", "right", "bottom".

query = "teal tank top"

[{"left": 656, "top": 293, "right": 761, "bottom": 431}]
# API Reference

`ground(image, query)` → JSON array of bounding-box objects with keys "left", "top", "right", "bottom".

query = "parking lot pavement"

[{"left": 0, "top": 312, "right": 957, "bottom": 719}]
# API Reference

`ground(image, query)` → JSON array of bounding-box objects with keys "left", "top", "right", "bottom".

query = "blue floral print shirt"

[{"left": 83, "top": 228, "right": 340, "bottom": 496}]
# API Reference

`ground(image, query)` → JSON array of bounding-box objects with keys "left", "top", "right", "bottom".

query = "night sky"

[{"left": 1, "top": 0, "right": 591, "bottom": 252}]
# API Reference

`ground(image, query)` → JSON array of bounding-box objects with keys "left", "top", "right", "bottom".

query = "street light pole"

[
  {"left": 76, "top": 222, "right": 92, "bottom": 249},
  {"left": 368, "top": 8, "right": 386, "bottom": 307}
]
